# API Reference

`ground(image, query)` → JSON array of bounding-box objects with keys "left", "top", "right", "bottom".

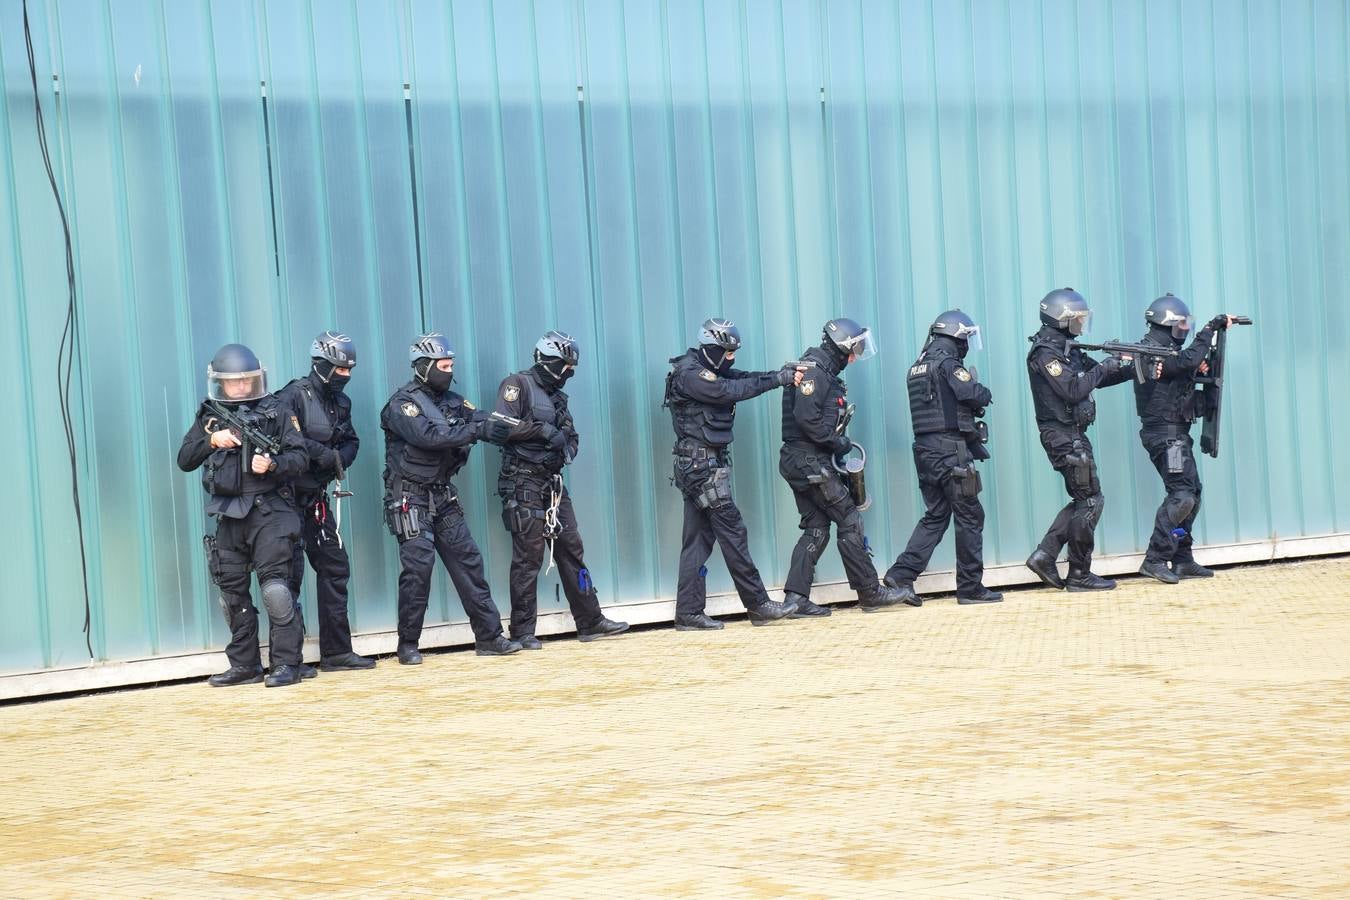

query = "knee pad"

[
  {"left": 260, "top": 579, "right": 295, "bottom": 625},
  {"left": 217, "top": 594, "right": 251, "bottom": 628},
  {"left": 1165, "top": 491, "right": 1197, "bottom": 526}
]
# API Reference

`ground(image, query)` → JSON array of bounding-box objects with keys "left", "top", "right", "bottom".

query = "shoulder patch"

[
  {"left": 1045, "top": 359, "right": 1063, "bottom": 377},
  {"left": 503, "top": 384, "right": 521, "bottom": 402},
  {"left": 953, "top": 367, "right": 972, "bottom": 382},
  {"left": 800, "top": 379, "right": 816, "bottom": 396},
  {"left": 402, "top": 402, "right": 420, "bottom": 417},
  {"left": 290, "top": 414, "right": 302, "bottom": 432},
  {"left": 698, "top": 369, "right": 717, "bottom": 382},
  {"left": 463, "top": 400, "right": 475, "bottom": 410}
]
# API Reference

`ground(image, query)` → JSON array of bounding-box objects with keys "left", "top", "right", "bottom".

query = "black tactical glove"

[
  {"left": 539, "top": 423, "right": 567, "bottom": 451},
  {"left": 481, "top": 416, "right": 515, "bottom": 445},
  {"left": 1209, "top": 314, "right": 1230, "bottom": 331},
  {"left": 774, "top": 365, "right": 798, "bottom": 386},
  {"left": 328, "top": 448, "right": 345, "bottom": 480},
  {"left": 830, "top": 434, "right": 853, "bottom": 456}
]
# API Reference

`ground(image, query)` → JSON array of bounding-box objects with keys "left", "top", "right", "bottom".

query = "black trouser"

[
  {"left": 1140, "top": 427, "right": 1202, "bottom": 565},
  {"left": 289, "top": 491, "right": 355, "bottom": 659},
  {"left": 389, "top": 487, "right": 504, "bottom": 647},
  {"left": 1035, "top": 426, "right": 1104, "bottom": 571},
  {"left": 779, "top": 445, "right": 879, "bottom": 597},
  {"left": 208, "top": 494, "right": 303, "bottom": 670},
  {"left": 887, "top": 433, "right": 985, "bottom": 592},
  {"left": 499, "top": 469, "right": 603, "bottom": 638},
  {"left": 672, "top": 449, "right": 771, "bottom": 616}
]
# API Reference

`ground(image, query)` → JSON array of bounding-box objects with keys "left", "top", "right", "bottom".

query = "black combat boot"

[
  {"left": 514, "top": 635, "right": 544, "bottom": 650},
  {"left": 1139, "top": 559, "right": 1180, "bottom": 584},
  {"left": 577, "top": 618, "right": 630, "bottom": 642},
  {"left": 299, "top": 664, "right": 318, "bottom": 680},
  {"left": 859, "top": 583, "right": 907, "bottom": 613},
  {"left": 207, "top": 665, "right": 264, "bottom": 687},
  {"left": 882, "top": 577, "right": 923, "bottom": 607},
  {"left": 396, "top": 643, "right": 423, "bottom": 665},
  {"left": 956, "top": 586, "right": 1003, "bottom": 605},
  {"left": 475, "top": 635, "right": 523, "bottom": 656},
  {"left": 674, "top": 613, "right": 724, "bottom": 631},
  {"left": 1172, "top": 560, "right": 1214, "bottom": 578},
  {"left": 746, "top": 598, "right": 797, "bottom": 625},
  {"left": 264, "top": 665, "right": 303, "bottom": 688},
  {"left": 786, "top": 592, "right": 831, "bottom": 618},
  {"left": 1065, "top": 568, "right": 1117, "bottom": 592},
  {"left": 320, "top": 651, "right": 377, "bottom": 670},
  {"left": 1025, "top": 548, "right": 1065, "bottom": 589}
]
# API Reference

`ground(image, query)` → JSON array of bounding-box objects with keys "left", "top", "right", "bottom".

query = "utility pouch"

[
  {"left": 203, "top": 535, "right": 223, "bottom": 586},
  {"left": 202, "top": 450, "right": 243, "bottom": 497},
  {"left": 950, "top": 464, "right": 983, "bottom": 498},
  {"left": 1065, "top": 444, "right": 1092, "bottom": 489},
  {"left": 1166, "top": 440, "right": 1185, "bottom": 474},
  {"left": 694, "top": 466, "right": 733, "bottom": 510},
  {"left": 386, "top": 497, "right": 422, "bottom": 540}
]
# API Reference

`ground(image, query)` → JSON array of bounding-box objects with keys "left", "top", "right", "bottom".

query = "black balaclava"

[
  {"left": 699, "top": 345, "right": 735, "bottom": 374},
  {"left": 1149, "top": 323, "right": 1186, "bottom": 347},
  {"left": 533, "top": 358, "right": 573, "bottom": 391},
  {"left": 415, "top": 359, "right": 454, "bottom": 393},
  {"left": 820, "top": 338, "right": 850, "bottom": 372},
  {"left": 313, "top": 359, "right": 351, "bottom": 393},
  {"left": 928, "top": 333, "right": 968, "bottom": 361}
]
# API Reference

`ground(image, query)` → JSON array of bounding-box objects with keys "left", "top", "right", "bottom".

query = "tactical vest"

[
  {"left": 385, "top": 385, "right": 470, "bottom": 486},
  {"left": 1027, "top": 334, "right": 1096, "bottom": 428},
  {"left": 285, "top": 378, "right": 334, "bottom": 444},
  {"left": 200, "top": 395, "right": 288, "bottom": 497},
  {"left": 664, "top": 351, "right": 737, "bottom": 448},
  {"left": 1134, "top": 329, "right": 1199, "bottom": 426},
  {"left": 503, "top": 371, "right": 566, "bottom": 469},
  {"left": 906, "top": 345, "right": 975, "bottom": 435}
]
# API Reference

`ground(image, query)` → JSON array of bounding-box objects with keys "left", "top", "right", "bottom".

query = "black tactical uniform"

[
  {"left": 493, "top": 331, "right": 629, "bottom": 648},
  {"left": 664, "top": 318, "right": 799, "bottom": 630},
  {"left": 1024, "top": 289, "right": 1136, "bottom": 591},
  {"left": 885, "top": 311, "right": 1002, "bottom": 605},
  {"left": 177, "top": 344, "right": 310, "bottom": 688},
  {"left": 381, "top": 333, "right": 520, "bottom": 664},
  {"left": 1134, "top": 296, "right": 1230, "bottom": 583},
  {"left": 779, "top": 319, "right": 909, "bottom": 614},
  {"left": 276, "top": 331, "right": 374, "bottom": 670}
]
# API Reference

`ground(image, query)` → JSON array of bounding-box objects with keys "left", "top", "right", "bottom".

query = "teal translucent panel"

[{"left": 2, "top": 0, "right": 1347, "bottom": 671}]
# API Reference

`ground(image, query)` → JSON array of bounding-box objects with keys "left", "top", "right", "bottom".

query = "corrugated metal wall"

[{"left": 2, "top": 0, "right": 1347, "bottom": 672}]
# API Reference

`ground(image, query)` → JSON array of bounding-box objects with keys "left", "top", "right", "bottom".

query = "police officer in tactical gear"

[
  {"left": 177, "top": 344, "right": 311, "bottom": 687},
  {"left": 381, "top": 333, "right": 523, "bottom": 664},
  {"left": 1024, "top": 288, "right": 1138, "bottom": 591},
  {"left": 1133, "top": 296, "right": 1237, "bottom": 583},
  {"left": 276, "top": 331, "right": 375, "bottom": 671},
  {"left": 779, "top": 318, "right": 911, "bottom": 614},
  {"left": 884, "top": 310, "right": 1003, "bottom": 605},
  {"left": 492, "top": 331, "right": 630, "bottom": 648},
  {"left": 664, "top": 318, "right": 803, "bottom": 630}
]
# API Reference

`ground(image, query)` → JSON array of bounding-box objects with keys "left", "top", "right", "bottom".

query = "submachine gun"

[
  {"left": 204, "top": 398, "right": 283, "bottom": 461},
  {"left": 1073, "top": 339, "right": 1179, "bottom": 383},
  {"left": 1194, "top": 316, "right": 1254, "bottom": 458}
]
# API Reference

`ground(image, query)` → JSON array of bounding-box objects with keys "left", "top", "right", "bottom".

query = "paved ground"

[{"left": 2, "top": 555, "right": 1349, "bottom": 898}]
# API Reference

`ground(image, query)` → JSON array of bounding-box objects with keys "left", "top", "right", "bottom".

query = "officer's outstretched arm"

[
  {"left": 1158, "top": 323, "right": 1217, "bottom": 378},
  {"left": 386, "top": 401, "right": 481, "bottom": 449},
  {"left": 1034, "top": 349, "right": 1112, "bottom": 402},
  {"left": 680, "top": 367, "right": 779, "bottom": 407}
]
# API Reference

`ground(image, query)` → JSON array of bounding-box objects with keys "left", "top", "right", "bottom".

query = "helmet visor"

[
  {"left": 841, "top": 328, "right": 878, "bottom": 362},
  {"left": 208, "top": 367, "right": 267, "bottom": 403},
  {"left": 1158, "top": 310, "right": 1193, "bottom": 340},
  {"left": 1061, "top": 309, "right": 1092, "bottom": 336},
  {"left": 954, "top": 323, "right": 983, "bottom": 352}
]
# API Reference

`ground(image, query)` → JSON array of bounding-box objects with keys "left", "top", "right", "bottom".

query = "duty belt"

[
  {"left": 674, "top": 440, "right": 727, "bottom": 462},
  {"left": 503, "top": 459, "right": 560, "bottom": 478},
  {"left": 783, "top": 441, "right": 825, "bottom": 453}
]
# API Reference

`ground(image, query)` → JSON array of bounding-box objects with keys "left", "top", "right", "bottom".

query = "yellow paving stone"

[{"left": 1, "top": 556, "right": 1349, "bottom": 897}]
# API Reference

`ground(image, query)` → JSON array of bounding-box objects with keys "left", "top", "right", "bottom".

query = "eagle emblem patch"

[
  {"left": 954, "top": 367, "right": 972, "bottom": 382},
  {"left": 503, "top": 385, "right": 521, "bottom": 402},
  {"left": 698, "top": 370, "right": 717, "bottom": 381},
  {"left": 1045, "top": 359, "right": 1063, "bottom": 377},
  {"left": 402, "top": 402, "right": 420, "bottom": 417},
  {"left": 800, "top": 379, "right": 816, "bottom": 396}
]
